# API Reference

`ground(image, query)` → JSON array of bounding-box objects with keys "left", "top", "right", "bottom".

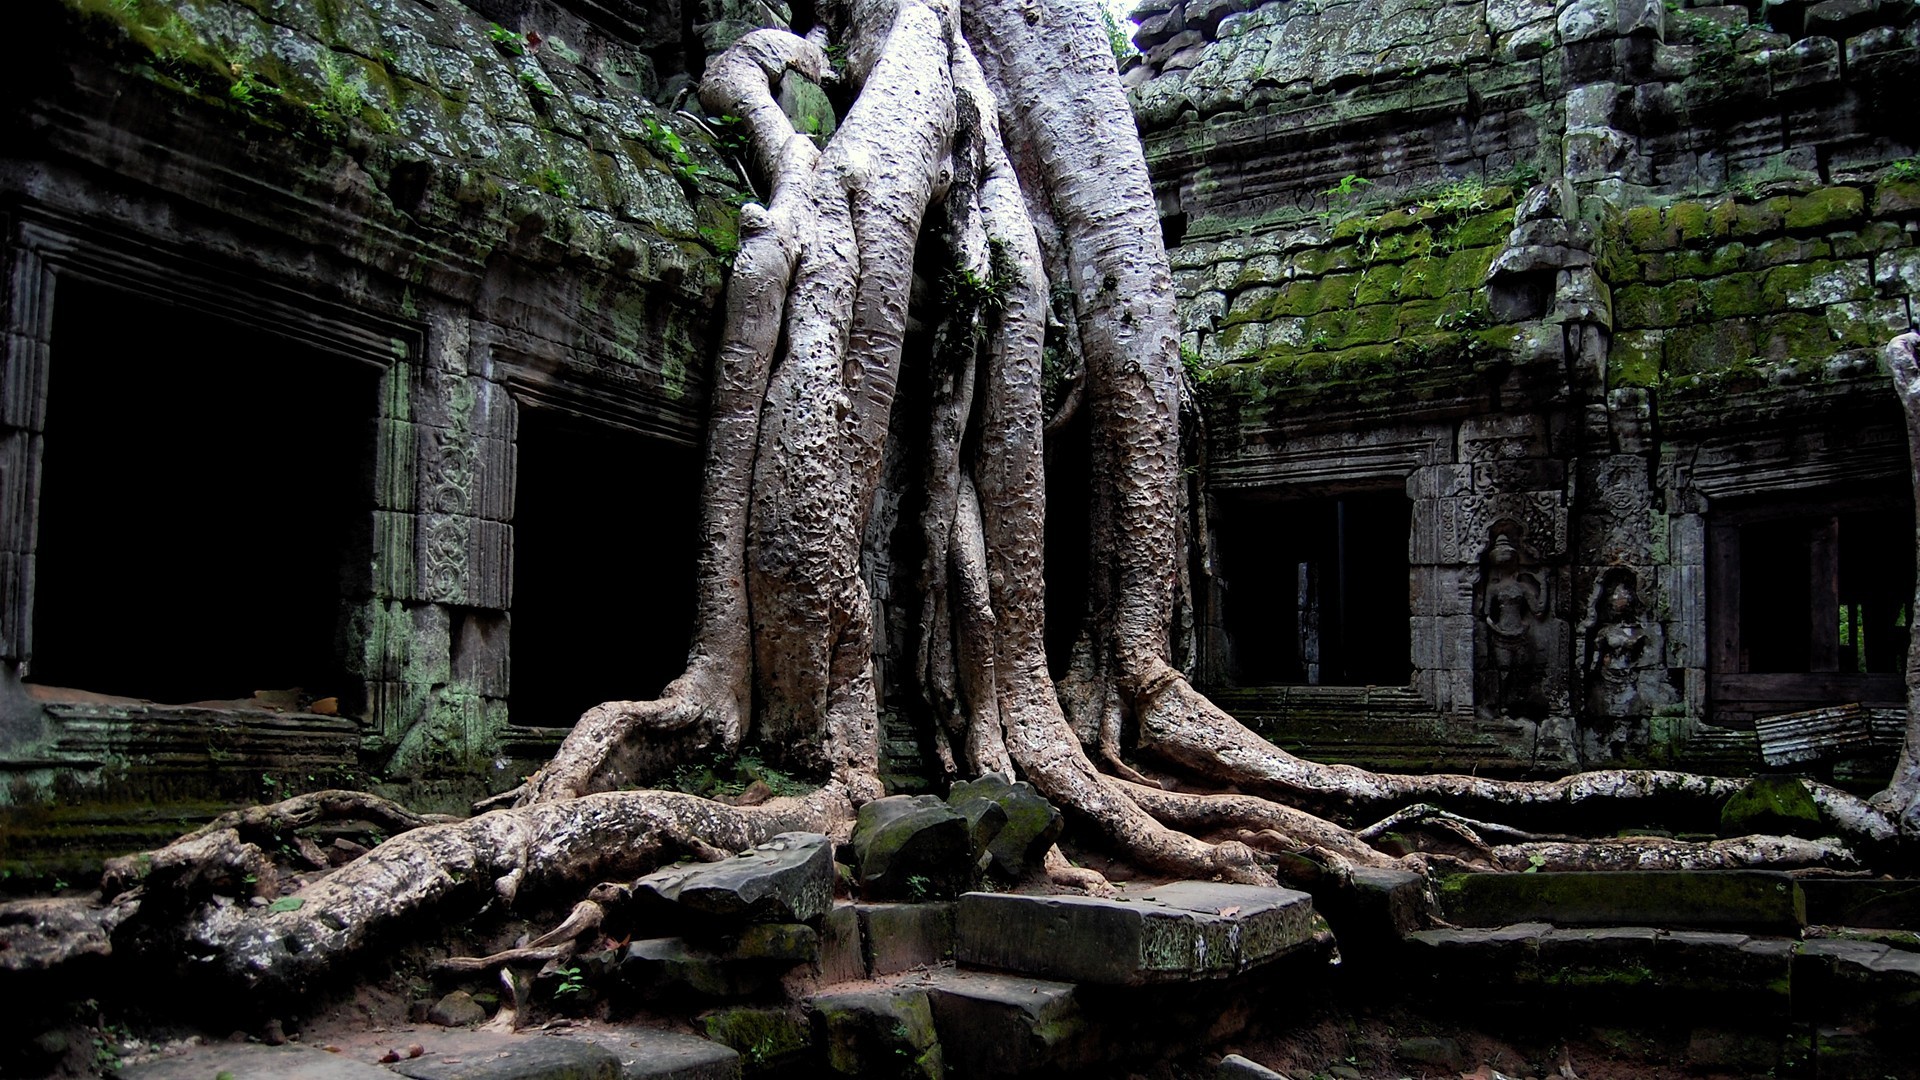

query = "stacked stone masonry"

[{"left": 1137, "top": 0, "right": 1920, "bottom": 774}]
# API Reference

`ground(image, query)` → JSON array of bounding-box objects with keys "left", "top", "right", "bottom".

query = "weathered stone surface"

[
  {"left": 1435, "top": 871, "right": 1805, "bottom": 931},
  {"left": 1215, "top": 1053, "right": 1289, "bottom": 1079},
  {"left": 851, "top": 797, "right": 970, "bottom": 901},
  {"left": 635, "top": 833, "right": 834, "bottom": 926},
  {"left": 389, "top": 1032, "right": 622, "bottom": 1080},
  {"left": 857, "top": 902, "right": 955, "bottom": 975},
  {"left": 564, "top": 1028, "right": 742, "bottom": 1080},
  {"left": 809, "top": 986, "right": 944, "bottom": 1078},
  {"left": 945, "top": 773, "right": 1063, "bottom": 880},
  {"left": 621, "top": 933, "right": 809, "bottom": 998},
  {"left": 818, "top": 903, "right": 868, "bottom": 983},
  {"left": 697, "top": 1007, "right": 811, "bottom": 1072},
  {"left": 1800, "top": 878, "right": 1920, "bottom": 928},
  {"left": 954, "top": 883, "right": 1318, "bottom": 985},
  {"left": 120, "top": 1044, "right": 394, "bottom": 1080},
  {"left": 923, "top": 970, "right": 1089, "bottom": 1077},
  {"left": 428, "top": 990, "right": 488, "bottom": 1027},
  {"left": 1718, "top": 777, "right": 1827, "bottom": 838}
]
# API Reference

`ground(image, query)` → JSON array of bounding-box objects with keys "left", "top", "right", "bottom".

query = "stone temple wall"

[
  {"left": 1136, "top": 0, "right": 1920, "bottom": 775},
  {"left": 0, "top": 0, "right": 749, "bottom": 837}
]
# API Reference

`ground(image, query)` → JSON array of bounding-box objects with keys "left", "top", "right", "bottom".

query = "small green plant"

[
  {"left": 1524, "top": 853, "right": 1548, "bottom": 873},
  {"left": 1307, "top": 331, "right": 1334, "bottom": 351},
  {"left": 518, "top": 72, "right": 556, "bottom": 99},
  {"left": 535, "top": 168, "right": 573, "bottom": 198},
  {"left": 552, "top": 965, "right": 586, "bottom": 997},
  {"left": 1418, "top": 177, "right": 1492, "bottom": 215},
  {"left": 640, "top": 116, "right": 710, "bottom": 183},
  {"left": 1434, "top": 307, "right": 1491, "bottom": 332},
  {"left": 487, "top": 23, "right": 526, "bottom": 56},
  {"left": 905, "top": 874, "right": 932, "bottom": 901},
  {"left": 1323, "top": 174, "right": 1372, "bottom": 199},
  {"left": 1889, "top": 158, "right": 1920, "bottom": 180},
  {"left": 227, "top": 65, "right": 281, "bottom": 108},
  {"left": 1099, "top": 7, "right": 1138, "bottom": 66},
  {"left": 268, "top": 896, "right": 305, "bottom": 912}
]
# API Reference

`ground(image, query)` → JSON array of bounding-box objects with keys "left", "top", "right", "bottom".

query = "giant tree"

[{"left": 9, "top": 0, "right": 1909, "bottom": 1003}]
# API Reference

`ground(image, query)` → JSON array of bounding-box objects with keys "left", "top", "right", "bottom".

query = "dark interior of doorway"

[
  {"left": 1215, "top": 490, "right": 1413, "bottom": 687},
  {"left": 30, "top": 278, "right": 377, "bottom": 706},
  {"left": 509, "top": 407, "right": 699, "bottom": 727}
]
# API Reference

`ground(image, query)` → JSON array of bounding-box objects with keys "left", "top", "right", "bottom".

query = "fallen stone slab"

[
  {"left": 120, "top": 1044, "right": 395, "bottom": 1080},
  {"left": 621, "top": 931, "right": 813, "bottom": 998},
  {"left": 1434, "top": 871, "right": 1805, "bottom": 932},
  {"left": 564, "top": 1027, "right": 742, "bottom": 1080},
  {"left": 851, "top": 796, "right": 970, "bottom": 901},
  {"left": 923, "top": 969, "right": 1088, "bottom": 1077},
  {"left": 386, "top": 1031, "right": 622, "bottom": 1080},
  {"left": 954, "top": 882, "right": 1318, "bottom": 985},
  {"left": 946, "top": 773, "right": 1062, "bottom": 881},
  {"left": 635, "top": 833, "right": 834, "bottom": 927}
]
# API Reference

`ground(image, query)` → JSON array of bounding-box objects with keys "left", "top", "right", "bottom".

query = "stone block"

[
  {"left": 636, "top": 832, "right": 834, "bottom": 927},
  {"left": 1216, "top": 1054, "right": 1288, "bottom": 1079},
  {"left": 119, "top": 1044, "right": 397, "bottom": 1080},
  {"left": 1799, "top": 878, "right": 1920, "bottom": 928},
  {"left": 857, "top": 902, "right": 954, "bottom": 975},
  {"left": 809, "top": 986, "right": 943, "bottom": 1078},
  {"left": 946, "top": 773, "right": 1063, "bottom": 881},
  {"left": 697, "top": 1007, "right": 811, "bottom": 1073},
  {"left": 851, "top": 796, "right": 971, "bottom": 901},
  {"left": 562, "top": 1028, "right": 741, "bottom": 1080},
  {"left": 1435, "top": 871, "right": 1805, "bottom": 931},
  {"left": 954, "top": 882, "right": 1317, "bottom": 985},
  {"left": 924, "top": 970, "right": 1088, "bottom": 1077},
  {"left": 1538, "top": 925, "right": 1659, "bottom": 992},
  {"left": 622, "top": 937, "right": 791, "bottom": 998},
  {"left": 390, "top": 1032, "right": 622, "bottom": 1080},
  {"left": 818, "top": 903, "right": 868, "bottom": 983}
]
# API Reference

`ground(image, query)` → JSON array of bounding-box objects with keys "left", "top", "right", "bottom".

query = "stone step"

[
  {"left": 921, "top": 969, "right": 1090, "bottom": 1077},
  {"left": 1434, "top": 869, "right": 1806, "bottom": 932},
  {"left": 119, "top": 1030, "right": 740, "bottom": 1080},
  {"left": 953, "top": 881, "right": 1321, "bottom": 985},
  {"left": 120, "top": 1044, "right": 397, "bottom": 1080},
  {"left": 1799, "top": 877, "right": 1920, "bottom": 928},
  {"left": 1403, "top": 921, "right": 1920, "bottom": 1028}
]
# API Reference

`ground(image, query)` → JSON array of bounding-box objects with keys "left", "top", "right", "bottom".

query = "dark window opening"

[
  {"left": 510, "top": 407, "right": 699, "bottom": 727},
  {"left": 1736, "top": 508, "right": 1912, "bottom": 675},
  {"left": 1215, "top": 491, "right": 1412, "bottom": 686},
  {"left": 30, "top": 279, "right": 377, "bottom": 706}
]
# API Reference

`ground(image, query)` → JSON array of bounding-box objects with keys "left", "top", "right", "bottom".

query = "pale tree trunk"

[{"left": 1878, "top": 330, "right": 1920, "bottom": 835}]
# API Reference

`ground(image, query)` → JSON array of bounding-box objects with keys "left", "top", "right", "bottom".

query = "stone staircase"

[
  {"left": 1394, "top": 870, "right": 1920, "bottom": 1078},
  {"left": 117, "top": 833, "right": 1330, "bottom": 1080}
]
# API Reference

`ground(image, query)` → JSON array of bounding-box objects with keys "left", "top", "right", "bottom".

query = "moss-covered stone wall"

[
  {"left": 0, "top": 0, "right": 749, "bottom": 836},
  {"left": 1137, "top": 0, "right": 1920, "bottom": 775}
]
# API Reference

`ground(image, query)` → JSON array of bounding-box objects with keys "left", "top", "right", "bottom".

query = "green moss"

[
  {"left": 1784, "top": 185, "right": 1865, "bottom": 231},
  {"left": 1613, "top": 281, "right": 1702, "bottom": 329},
  {"left": 1761, "top": 260, "right": 1872, "bottom": 309},
  {"left": 1760, "top": 312, "right": 1835, "bottom": 361},
  {"left": 1621, "top": 205, "right": 1671, "bottom": 250},
  {"left": 1662, "top": 320, "right": 1757, "bottom": 376},
  {"left": 1873, "top": 177, "right": 1920, "bottom": 216},
  {"left": 1729, "top": 197, "right": 1789, "bottom": 239},
  {"left": 1719, "top": 776, "right": 1825, "bottom": 838},
  {"left": 1698, "top": 272, "right": 1766, "bottom": 318},
  {"left": 701, "top": 1007, "right": 811, "bottom": 1068},
  {"left": 1609, "top": 330, "right": 1664, "bottom": 388}
]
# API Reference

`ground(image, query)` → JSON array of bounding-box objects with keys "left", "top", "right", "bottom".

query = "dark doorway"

[
  {"left": 30, "top": 279, "right": 378, "bottom": 705},
  {"left": 1214, "top": 490, "right": 1412, "bottom": 686},
  {"left": 509, "top": 407, "right": 699, "bottom": 727}
]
